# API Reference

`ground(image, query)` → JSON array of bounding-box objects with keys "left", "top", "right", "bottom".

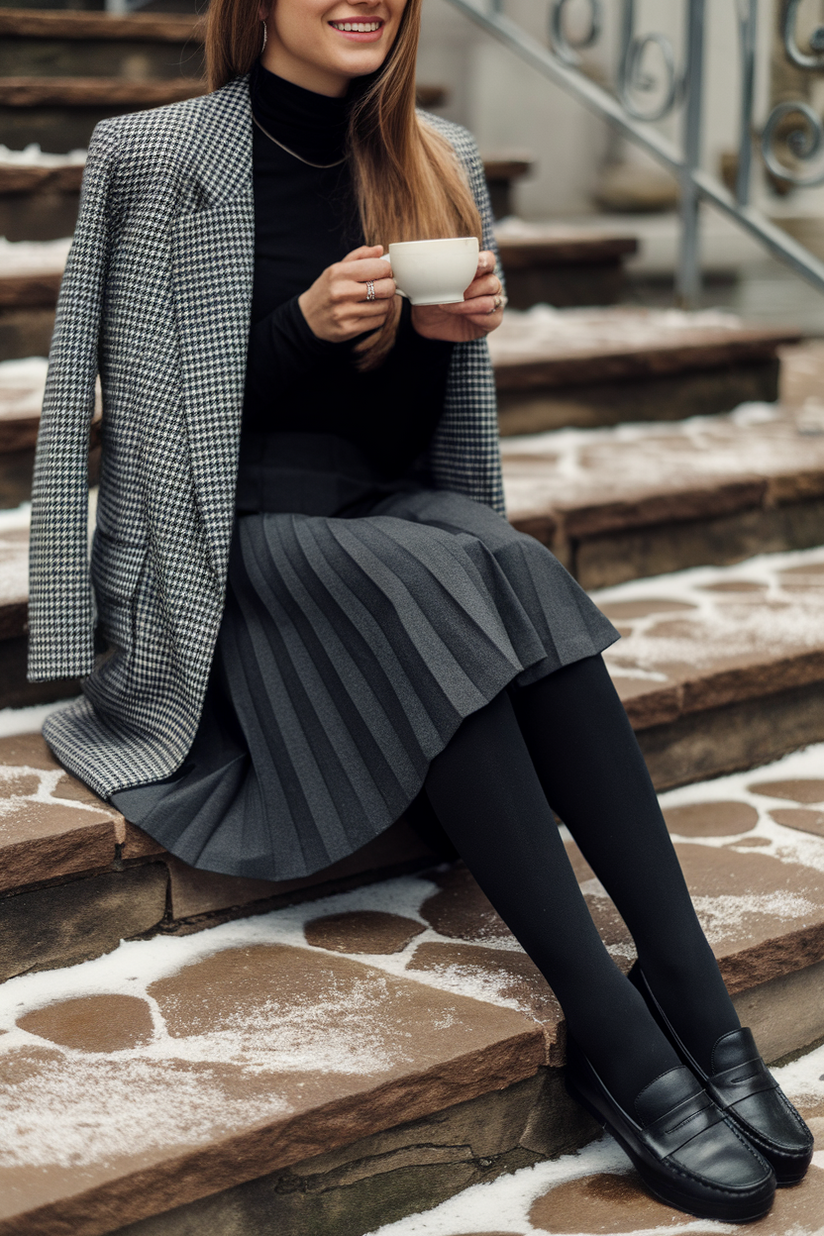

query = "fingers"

[
  {"left": 439, "top": 297, "right": 503, "bottom": 317},
  {"left": 463, "top": 272, "right": 502, "bottom": 300},
  {"left": 475, "top": 250, "right": 497, "bottom": 277},
  {"left": 341, "top": 256, "right": 395, "bottom": 283},
  {"left": 342, "top": 244, "right": 387, "bottom": 263}
]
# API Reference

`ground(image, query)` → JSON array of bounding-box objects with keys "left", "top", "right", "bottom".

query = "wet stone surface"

[
  {"left": 748, "top": 779, "right": 824, "bottom": 803},
  {"left": 419, "top": 865, "right": 514, "bottom": 947},
  {"left": 769, "top": 807, "right": 824, "bottom": 838},
  {"left": 662, "top": 800, "right": 759, "bottom": 836},
  {"left": 527, "top": 1166, "right": 824, "bottom": 1234},
  {"left": 17, "top": 994, "right": 154, "bottom": 1053},
  {"left": 588, "top": 546, "right": 824, "bottom": 741},
  {"left": 303, "top": 910, "right": 425, "bottom": 955}
]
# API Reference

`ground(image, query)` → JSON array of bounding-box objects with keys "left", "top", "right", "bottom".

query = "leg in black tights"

[
  {"left": 423, "top": 688, "right": 682, "bottom": 1111},
  {"left": 510, "top": 654, "right": 740, "bottom": 1073}
]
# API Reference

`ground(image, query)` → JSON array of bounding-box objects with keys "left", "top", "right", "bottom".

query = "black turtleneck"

[{"left": 242, "top": 61, "right": 454, "bottom": 486}]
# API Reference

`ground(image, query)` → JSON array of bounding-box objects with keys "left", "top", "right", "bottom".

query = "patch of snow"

[
  {"left": 0, "top": 502, "right": 29, "bottom": 533},
  {"left": 0, "top": 1055, "right": 292, "bottom": 1170},
  {"left": 691, "top": 892, "right": 819, "bottom": 946},
  {"left": 0, "top": 698, "right": 81, "bottom": 739},
  {"left": 0, "top": 235, "right": 71, "bottom": 276},
  {"left": 489, "top": 304, "right": 744, "bottom": 362},
  {"left": 0, "top": 357, "right": 48, "bottom": 416},
  {"left": 0, "top": 144, "right": 86, "bottom": 168}
]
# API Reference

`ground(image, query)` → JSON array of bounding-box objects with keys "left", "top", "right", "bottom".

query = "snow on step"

[
  {"left": 0, "top": 892, "right": 545, "bottom": 1233},
  {"left": 487, "top": 304, "right": 797, "bottom": 370},
  {"left": 502, "top": 398, "right": 824, "bottom": 587},
  {"left": 2, "top": 743, "right": 824, "bottom": 1232},
  {"left": 367, "top": 1044, "right": 824, "bottom": 1236},
  {"left": 0, "top": 356, "right": 46, "bottom": 455},
  {"left": 0, "top": 503, "right": 29, "bottom": 635},
  {"left": 490, "top": 305, "right": 800, "bottom": 434},
  {"left": 0, "top": 235, "right": 70, "bottom": 277},
  {"left": 597, "top": 544, "right": 824, "bottom": 722}
]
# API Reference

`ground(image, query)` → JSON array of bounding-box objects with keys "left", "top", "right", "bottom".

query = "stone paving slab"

[
  {"left": 592, "top": 546, "right": 824, "bottom": 784},
  {"left": 364, "top": 1043, "right": 824, "bottom": 1236},
  {"left": 489, "top": 306, "right": 799, "bottom": 433},
  {"left": 3, "top": 758, "right": 824, "bottom": 1235},
  {"left": 502, "top": 401, "right": 824, "bottom": 588},
  {"left": 0, "top": 916, "right": 545, "bottom": 1234},
  {"left": 0, "top": 9, "right": 202, "bottom": 41},
  {"left": 489, "top": 307, "right": 800, "bottom": 388}
]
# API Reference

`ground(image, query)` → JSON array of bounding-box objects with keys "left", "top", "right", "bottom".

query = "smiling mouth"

[{"left": 329, "top": 19, "right": 384, "bottom": 32}]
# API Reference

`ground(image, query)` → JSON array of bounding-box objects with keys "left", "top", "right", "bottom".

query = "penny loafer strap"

[
  {"left": 640, "top": 1090, "right": 726, "bottom": 1158},
  {"left": 707, "top": 1057, "right": 777, "bottom": 1110}
]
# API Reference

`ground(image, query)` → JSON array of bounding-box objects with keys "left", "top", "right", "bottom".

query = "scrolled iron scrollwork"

[
  {"left": 548, "top": 0, "right": 680, "bottom": 122},
  {"left": 617, "top": 29, "right": 680, "bottom": 122},
  {"left": 549, "top": 0, "right": 602, "bottom": 68},
  {"left": 782, "top": 0, "right": 824, "bottom": 71},
  {"left": 761, "top": 99, "right": 824, "bottom": 187}
]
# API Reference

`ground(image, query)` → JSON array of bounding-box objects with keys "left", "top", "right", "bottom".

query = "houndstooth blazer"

[{"left": 27, "top": 73, "right": 505, "bottom": 797}]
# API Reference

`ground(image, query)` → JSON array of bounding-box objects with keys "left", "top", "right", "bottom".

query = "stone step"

[
  {"left": 501, "top": 361, "right": 824, "bottom": 589},
  {"left": 480, "top": 153, "right": 534, "bottom": 220},
  {"left": 1, "top": 735, "right": 823, "bottom": 1233},
  {"left": 360, "top": 1043, "right": 824, "bottom": 1236},
  {"left": 0, "top": 8, "right": 205, "bottom": 98},
  {"left": 0, "top": 80, "right": 450, "bottom": 159},
  {"left": 495, "top": 223, "right": 638, "bottom": 309},
  {"left": 489, "top": 306, "right": 802, "bottom": 433},
  {"left": 596, "top": 546, "right": 824, "bottom": 789},
  {"left": 0, "top": 7, "right": 447, "bottom": 113},
  {"left": 0, "top": 355, "right": 99, "bottom": 513},
  {"left": 0, "top": 75, "right": 205, "bottom": 150}
]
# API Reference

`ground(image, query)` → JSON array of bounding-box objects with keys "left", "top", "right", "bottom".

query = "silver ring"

[{"left": 365, "top": 280, "right": 376, "bottom": 301}]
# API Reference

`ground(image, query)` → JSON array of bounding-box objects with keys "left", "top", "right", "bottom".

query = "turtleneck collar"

[{"left": 250, "top": 59, "right": 351, "bottom": 166}]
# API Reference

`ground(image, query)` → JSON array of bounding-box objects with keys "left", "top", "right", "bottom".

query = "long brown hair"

[{"left": 205, "top": 0, "right": 483, "bottom": 366}]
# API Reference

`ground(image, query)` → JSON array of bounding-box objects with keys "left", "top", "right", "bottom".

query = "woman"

[{"left": 28, "top": 0, "right": 811, "bottom": 1220}]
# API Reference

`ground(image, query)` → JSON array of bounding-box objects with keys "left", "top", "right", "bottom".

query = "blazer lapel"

[{"left": 171, "top": 75, "right": 255, "bottom": 581}]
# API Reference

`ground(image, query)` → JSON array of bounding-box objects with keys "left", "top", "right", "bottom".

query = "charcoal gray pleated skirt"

[{"left": 112, "top": 432, "right": 619, "bottom": 882}]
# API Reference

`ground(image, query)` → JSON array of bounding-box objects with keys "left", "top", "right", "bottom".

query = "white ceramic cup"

[{"left": 388, "top": 236, "right": 480, "bottom": 306}]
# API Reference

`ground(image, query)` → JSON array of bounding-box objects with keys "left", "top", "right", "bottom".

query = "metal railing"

[{"left": 445, "top": 0, "right": 824, "bottom": 304}]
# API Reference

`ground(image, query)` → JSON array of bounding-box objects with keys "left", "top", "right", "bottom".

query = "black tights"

[{"left": 423, "top": 654, "right": 739, "bottom": 1110}]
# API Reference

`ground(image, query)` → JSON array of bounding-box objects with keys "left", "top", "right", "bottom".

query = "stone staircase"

[
  {"left": 1, "top": 735, "right": 823, "bottom": 1234},
  {"left": 2, "top": 11, "right": 824, "bottom": 1234}
]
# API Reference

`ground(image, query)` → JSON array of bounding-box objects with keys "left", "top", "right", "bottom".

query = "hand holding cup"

[
  {"left": 298, "top": 245, "right": 395, "bottom": 342},
  {"left": 405, "top": 248, "right": 506, "bottom": 343}
]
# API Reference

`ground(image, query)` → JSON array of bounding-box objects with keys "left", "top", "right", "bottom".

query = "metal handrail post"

[
  {"left": 445, "top": 0, "right": 824, "bottom": 296},
  {"left": 735, "top": 0, "right": 757, "bottom": 207},
  {"left": 676, "top": 0, "right": 705, "bottom": 306}
]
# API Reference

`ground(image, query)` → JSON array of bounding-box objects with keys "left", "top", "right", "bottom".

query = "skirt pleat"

[{"left": 112, "top": 476, "right": 618, "bottom": 881}]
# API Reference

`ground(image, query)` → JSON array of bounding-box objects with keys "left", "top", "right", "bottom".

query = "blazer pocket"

[{"left": 91, "top": 528, "right": 148, "bottom": 604}]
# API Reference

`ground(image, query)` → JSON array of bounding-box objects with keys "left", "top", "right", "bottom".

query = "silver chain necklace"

[{"left": 252, "top": 113, "right": 346, "bottom": 169}]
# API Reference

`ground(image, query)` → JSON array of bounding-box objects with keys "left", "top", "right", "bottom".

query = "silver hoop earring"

[{"left": 261, "top": 19, "right": 267, "bottom": 53}]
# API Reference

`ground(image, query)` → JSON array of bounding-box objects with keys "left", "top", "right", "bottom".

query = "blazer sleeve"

[
  {"left": 27, "top": 120, "right": 120, "bottom": 682},
  {"left": 424, "top": 123, "right": 507, "bottom": 517}
]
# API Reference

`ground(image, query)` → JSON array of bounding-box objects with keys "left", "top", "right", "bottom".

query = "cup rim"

[{"left": 388, "top": 236, "right": 479, "bottom": 251}]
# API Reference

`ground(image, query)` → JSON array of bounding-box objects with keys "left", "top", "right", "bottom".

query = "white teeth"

[{"left": 332, "top": 20, "right": 381, "bottom": 32}]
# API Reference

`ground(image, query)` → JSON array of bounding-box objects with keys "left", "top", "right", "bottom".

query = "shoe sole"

[{"left": 566, "top": 1077, "right": 775, "bottom": 1224}]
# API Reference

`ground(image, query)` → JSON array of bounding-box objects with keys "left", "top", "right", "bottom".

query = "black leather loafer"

[
  {"left": 565, "top": 1040, "right": 775, "bottom": 1222},
  {"left": 629, "top": 963, "right": 814, "bottom": 1186}
]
